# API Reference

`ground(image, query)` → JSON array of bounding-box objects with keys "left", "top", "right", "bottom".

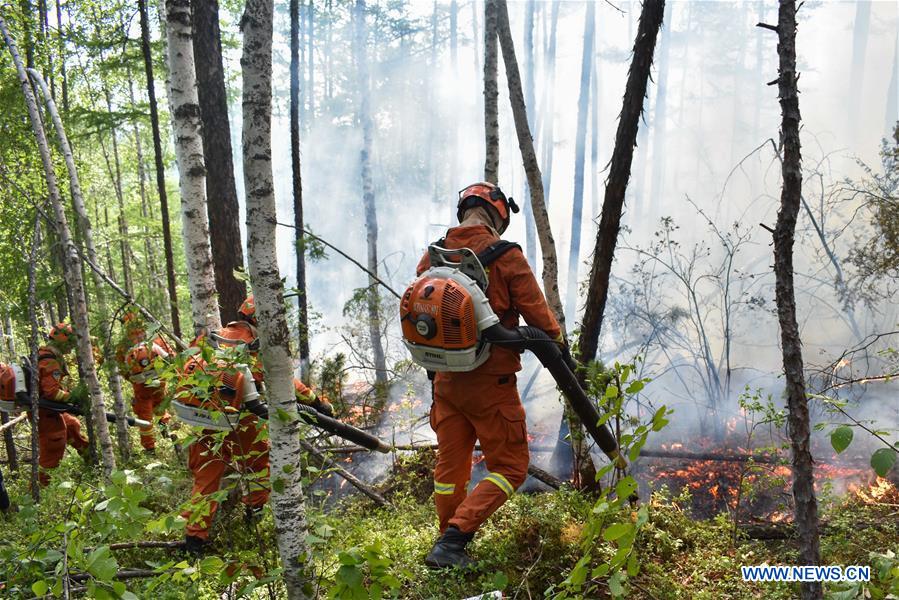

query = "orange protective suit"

[
  {"left": 37, "top": 346, "right": 88, "bottom": 485},
  {"left": 123, "top": 337, "right": 172, "bottom": 450},
  {"left": 416, "top": 224, "right": 561, "bottom": 533},
  {"left": 179, "top": 360, "right": 270, "bottom": 540}
]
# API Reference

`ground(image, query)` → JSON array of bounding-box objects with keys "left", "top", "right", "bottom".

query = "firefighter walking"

[
  {"left": 117, "top": 311, "right": 173, "bottom": 453},
  {"left": 179, "top": 296, "right": 331, "bottom": 554},
  {"left": 415, "top": 182, "right": 563, "bottom": 568},
  {"left": 36, "top": 323, "right": 89, "bottom": 485}
]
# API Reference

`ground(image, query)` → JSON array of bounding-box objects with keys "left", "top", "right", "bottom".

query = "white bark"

[
  {"left": 29, "top": 69, "right": 132, "bottom": 461},
  {"left": 241, "top": 1, "right": 312, "bottom": 597},
  {"left": 163, "top": 0, "right": 221, "bottom": 333},
  {"left": 1, "top": 16, "right": 117, "bottom": 475}
]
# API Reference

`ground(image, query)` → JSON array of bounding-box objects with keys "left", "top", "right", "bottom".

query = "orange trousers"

[
  {"left": 430, "top": 373, "right": 529, "bottom": 534},
  {"left": 131, "top": 387, "right": 170, "bottom": 450},
  {"left": 37, "top": 408, "right": 88, "bottom": 486},
  {"left": 182, "top": 415, "right": 270, "bottom": 540}
]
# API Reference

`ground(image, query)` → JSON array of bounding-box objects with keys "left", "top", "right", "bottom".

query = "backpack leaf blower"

[{"left": 401, "top": 244, "right": 626, "bottom": 468}]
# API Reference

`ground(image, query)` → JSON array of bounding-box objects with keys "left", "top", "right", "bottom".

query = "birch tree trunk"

[
  {"left": 564, "top": 0, "right": 595, "bottom": 324},
  {"left": 139, "top": 0, "right": 182, "bottom": 338},
  {"left": 163, "top": 0, "right": 221, "bottom": 334},
  {"left": 355, "top": 0, "right": 388, "bottom": 388},
  {"left": 29, "top": 69, "right": 132, "bottom": 461},
  {"left": 764, "top": 2, "right": 823, "bottom": 596},
  {"left": 577, "top": 0, "right": 665, "bottom": 369},
  {"left": 240, "top": 0, "right": 312, "bottom": 595},
  {"left": 1, "top": 17, "right": 117, "bottom": 475},
  {"left": 192, "top": 0, "right": 247, "bottom": 325},
  {"left": 483, "top": 0, "right": 499, "bottom": 184},
  {"left": 291, "top": 0, "right": 311, "bottom": 379}
]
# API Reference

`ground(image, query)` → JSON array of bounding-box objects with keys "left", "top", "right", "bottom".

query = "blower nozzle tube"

[
  {"left": 34, "top": 398, "right": 150, "bottom": 428},
  {"left": 483, "top": 324, "right": 626, "bottom": 468},
  {"left": 243, "top": 400, "right": 391, "bottom": 453}
]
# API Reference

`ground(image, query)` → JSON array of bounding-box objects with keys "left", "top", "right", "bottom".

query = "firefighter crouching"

[
  {"left": 36, "top": 323, "right": 89, "bottom": 486},
  {"left": 118, "top": 311, "right": 173, "bottom": 454},
  {"left": 178, "top": 296, "right": 332, "bottom": 554},
  {"left": 415, "top": 182, "right": 563, "bottom": 568}
]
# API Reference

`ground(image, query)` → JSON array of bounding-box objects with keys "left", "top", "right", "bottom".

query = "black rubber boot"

[
  {"left": 184, "top": 535, "right": 210, "bottom": 557},
  {"left": 424, "top": 526, "right": 475, "bottom": 569},
  {"left": 0, "top": 468, "right": 10, "bottom": 512}
]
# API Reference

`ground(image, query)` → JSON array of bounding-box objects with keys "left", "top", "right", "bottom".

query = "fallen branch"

[
  {"left": 0, "top": 412, "right": 26, "bottom": 434},
  {"left": 69, "top": 569, "right": 160, "bottom": 583},
  {"left": 85, "top": 540, "right": 185, "bottom": 553},
  {"left": 300, "top": 439, "right": 391, "bottom": 508},
  {"left": 527, "top": 465, "right": 566, "bottom": 490}
]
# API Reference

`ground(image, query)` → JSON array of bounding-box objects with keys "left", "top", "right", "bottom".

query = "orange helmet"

[
  {"left": 238, "top": 295, "right": 257, "bottom": 325},
  {"left": 49, "top": 322, "right": 74, "bottom": 347},
  {"left": 457, "top": 182, "right": 520, "bottom": 232}
]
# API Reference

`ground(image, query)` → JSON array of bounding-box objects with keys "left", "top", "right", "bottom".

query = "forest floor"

[{"left": 1, "top": 441, "right": 898, "bottom": 599}]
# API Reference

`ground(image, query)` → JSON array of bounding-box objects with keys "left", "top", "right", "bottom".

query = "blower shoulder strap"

[{"left": 477, "top": 240, "right": 522, "bottom": 267}]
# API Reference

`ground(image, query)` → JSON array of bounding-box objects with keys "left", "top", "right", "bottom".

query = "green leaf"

[
  {"left": 871, "top": 448, "right": 897, "bottom": 477},
  {"left": 608, "top": 571, "right": 625, "bottom": 597},
  {"left": 602, "top": 522, "right": 632, "bottom": 542},
  {"left": 491, "top": 570, "right": 509, "bottom": 589},
  {"left": 31, "top": 580, "right": 49, "bottom": 596},
  {"left": 627, "top": 552, "right": 640, "bottom": 576},
  {"left": 624, "top": 380, "right": 644, "bottom": 394},
  {"left": 615, "top": 477, "right": 638, "bottom": 500},
  {"left": 199, "top": 556, "right": 224, "bottom": 575},
  {"left": 830, "top": 426, "right": 853, "bottom": 454},
  {"left": 271, "top": 477, "right": 285, "bottom": 494}
]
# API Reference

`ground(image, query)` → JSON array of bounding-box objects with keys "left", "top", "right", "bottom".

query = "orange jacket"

[
  {"left": 416, "top": 224, "right": 561, "bottom": 375},
  {"left": 38, "top": 346, "right": 71, "bottom": 402},
  {"left": 213, "top": 321, "right": 263, "bottom": 384}
]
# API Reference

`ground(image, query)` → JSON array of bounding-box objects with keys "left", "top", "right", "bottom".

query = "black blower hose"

[
  {"left": 29, "top": 397, "right": 149, "bottom": 428},
  {"left": 243, "top": 399, "right": 391, "bottom": 453},
  {"left": 483, "top": 324, "right": 627, "bottom": 468}
]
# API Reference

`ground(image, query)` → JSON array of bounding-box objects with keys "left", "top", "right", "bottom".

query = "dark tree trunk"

[
  {"left": 291, "top": 0, "right": 311, "bottom": 378},
  {"left": 564, "top": 0, "right": 595, "bottom": 324},
  {"left": 764, "top": 3, "right": 823, "bottom": 596},
  {"left": 192, "top": 0, "right": 247, "bottom": 325},
  {"left": 55, "top": 0, "right": 66, "bottom": 112},
  {"left": 577, "top": 0, "right": 665, "bottom": 368},
  {"left": 138, "top": 0, "right": 181, "bottom": 338},
  {"left": 483, "top": 0, "right": 499, "bottom": 183}
]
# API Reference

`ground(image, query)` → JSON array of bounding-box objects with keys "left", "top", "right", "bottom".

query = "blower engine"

[{"left": 401, "top": 243, "right": 626, "bottom": 467}]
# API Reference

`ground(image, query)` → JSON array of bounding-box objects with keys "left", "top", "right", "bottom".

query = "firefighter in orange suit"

[
  {"left": 416, "top": 182, "right": 562, "bottom": 568},
  {"left": 181, "top": 296, "right": 332, "bottom": 554},
  {"left": 37, "top": 323, "right": 89, "bottom": 485},
  {"left": 118, "top": 311, "right": 173, "bottom": 453}
]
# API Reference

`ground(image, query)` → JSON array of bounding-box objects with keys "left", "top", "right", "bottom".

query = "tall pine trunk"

[
  {"left": 886, "top": 32, "right": 897, "bottom": 133},
  {"left": 577, "top": 0, "right": 665, "bottom": 372},
  {"left": 848, "top": 0, "right": 870, "bottom": 142},
  {"left": 28, "top": 218, "right": 41, "bottom": 499},
  {"left": 1, "top": 17, "right": 117, "bottom": 475},
  {"left": 483, "top": 0, "right": 499, "bottom": 183},
  {"left": 764, "top": 2, "right": 823, "bottom": 596},
  {"left": 291, "top": 0, "right": 311, "bottom": 378},
  {"left": 139, "top": 0, "right": 182, "bottom": 338},
  {"left": 163, "top": 0, "right": 221, "bottom": 333},
  {"left": 564, "top": 1, "right": 595, "bottom": 324},
  {"left": 649, "top": 0, "right": 672, "bottom": 217},
  {"left": 30, "top": 70, "right": 132, "bottom": 461},
  {"left": 192, "top": 0, "right": 247, "bottom": 325},
  {"left": 240, "top": 0, "right": 312, "bottom": 595},
  {"left": 355, "top": 0, "right": 388, "bottom": 388}
]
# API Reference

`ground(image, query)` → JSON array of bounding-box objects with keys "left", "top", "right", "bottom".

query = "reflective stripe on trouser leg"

[
  {"left": 434, "top": 481, "right": 456, "bottom": 495},
  {"left": 483, "top": 472, "right": 515, "bottom": 497}
]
